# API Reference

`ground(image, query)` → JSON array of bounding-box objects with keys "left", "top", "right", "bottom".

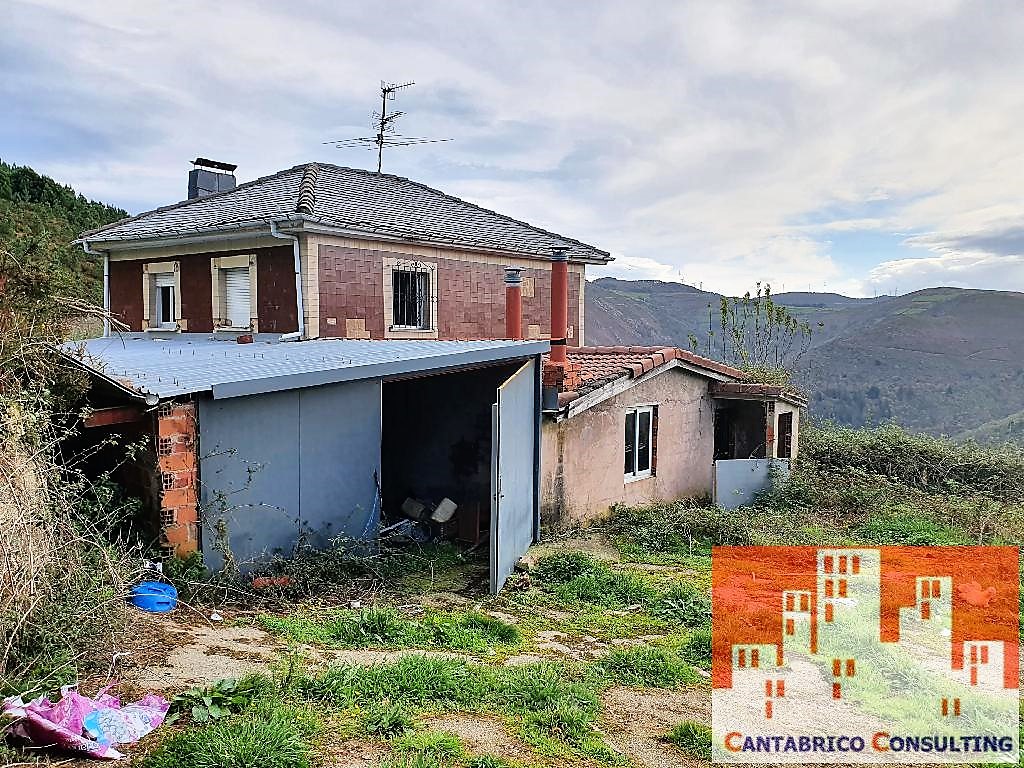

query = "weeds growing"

[
  {"left": 142, "top": 697, "right": 320, "bottom": 768},
  {"left": 665, "top": 720, "right": 712, "bottom": 761},
  {"left": 258, "top": 606, "right": 520, "bottom": 654}
]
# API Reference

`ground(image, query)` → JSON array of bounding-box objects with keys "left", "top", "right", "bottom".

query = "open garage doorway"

[{"left": 381, "top": 358, "right": 540, "bottom": 592}]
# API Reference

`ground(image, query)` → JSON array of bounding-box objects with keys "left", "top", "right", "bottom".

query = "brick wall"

[
  {"left": 156, "top": 400, "right": 199, "bottom": 556},
  {"left": 317, "top": 244, "right": 583, "bottom": 341},
  {"left": 107, "top": 245, "right": 297, "bottom": 333}
]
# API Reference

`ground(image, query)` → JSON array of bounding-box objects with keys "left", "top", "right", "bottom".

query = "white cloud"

[
  {"left": 866, "top": 252, "right": 1024, "bottom": 294},
  {"left": 6, "top": 0, "right": 1024, "bottom": 297}
]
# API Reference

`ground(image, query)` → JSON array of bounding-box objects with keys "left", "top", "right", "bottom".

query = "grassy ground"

[{"left": 6, "top": 423, "right": 1023, "bottom": 767}]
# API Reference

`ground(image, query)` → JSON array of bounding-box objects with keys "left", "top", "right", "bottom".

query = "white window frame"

[
  {"left": 624, "top": 404, "right": 656, "bottom": 482},
  {"left": 142, "top": 261, "right": 181, "bottom": 332},
  {"left": 383, "top": 256, "right": 438, "bottom": 339},
  {"left": 211, "top": 254, "right": 258, "bottom": 332}
]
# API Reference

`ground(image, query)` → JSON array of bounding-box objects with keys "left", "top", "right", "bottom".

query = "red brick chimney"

[
  {"left": 504, "top": 267, "right": 522, "bottom": 339},
  {"left": 542, "top": 247, "right": 581, "bottom": 406}
]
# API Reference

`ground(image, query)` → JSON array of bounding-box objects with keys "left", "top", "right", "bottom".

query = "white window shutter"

[{"left": 223, "top": 267, "right": 251, "bottom": 328}]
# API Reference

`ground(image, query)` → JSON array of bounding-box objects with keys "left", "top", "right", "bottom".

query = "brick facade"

[
  {"left": 317, "top": 244, "right": 583, "bottom": 342},
  {"left": 156, "top": 400, "right": 200, "bottom": 555},
  {"left": 107, "top": 245, "right": 298, "bottom": 333}
]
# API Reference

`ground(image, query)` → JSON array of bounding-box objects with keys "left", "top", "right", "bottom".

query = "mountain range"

[{"left": 585, "top": 278, "right": 1024, "bottom": 443}]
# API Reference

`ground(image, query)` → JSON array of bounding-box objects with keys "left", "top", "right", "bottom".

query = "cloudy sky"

[{"left": 5, "top": 0, "right": 1024, "bottom": 296}]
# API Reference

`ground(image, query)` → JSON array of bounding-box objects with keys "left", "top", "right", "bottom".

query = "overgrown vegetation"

[
  {"left": 0, "top": 176, "right": 140, "bottom": 696},
  {"left": 258, "top": 606, "right": 521, "bottom": 654},
  {"left": 602, "top": 423, "right": 1024, "bottom": 555}
]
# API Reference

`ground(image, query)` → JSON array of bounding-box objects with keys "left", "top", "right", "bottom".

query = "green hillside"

[
  {"left": 586, "top": 278, "right": 1024, "bottom": 443},
  {"left": 0, "top": 160, "right": 127, "bottom": 302}
]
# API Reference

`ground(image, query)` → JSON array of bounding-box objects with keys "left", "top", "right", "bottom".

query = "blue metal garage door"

[{"left": 490, "top": 358, "right": 538, "bottom": 593}]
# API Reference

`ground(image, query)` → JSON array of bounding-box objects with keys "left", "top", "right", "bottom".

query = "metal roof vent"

[{"left": 188, "top": 158, "right": 237, "bottom": 199}]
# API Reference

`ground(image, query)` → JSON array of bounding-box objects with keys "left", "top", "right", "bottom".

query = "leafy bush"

[
  {"left": 595, "top": 646, "right": 701, "bottom": 689},
  {"left": 142, "top": 698, "right": 319, "bottom": 768},
  {"left": 802, "top": 424, "right": 1024, "bottom": 500},
  {"left": 651, "top": 581, "right": 712, "bottom": 628},
  {"left": 607, "top": 501, "right": 752, "bottom": 560},
  {"left": 665, "top": 720, "right": 712, "bottom": 761}
]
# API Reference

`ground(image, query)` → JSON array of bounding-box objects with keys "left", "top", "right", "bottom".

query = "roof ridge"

[
  {"left": 79, "top": 164, "right": 311, "bottom": 240},
  {"left": 310, "top": 162, "right": 610, "bottom": 258},
  {"left": 295, "top": 163, "right": 319, "bottom": 215}
]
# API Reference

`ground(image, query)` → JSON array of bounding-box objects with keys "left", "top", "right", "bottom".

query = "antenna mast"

[{"left": 325, "top": 80, "right": 451, "bottom": 173}]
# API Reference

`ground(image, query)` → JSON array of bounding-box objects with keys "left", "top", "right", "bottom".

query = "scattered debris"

[{"left": 2, "top": 686, "right": 169, "bottom": 759}]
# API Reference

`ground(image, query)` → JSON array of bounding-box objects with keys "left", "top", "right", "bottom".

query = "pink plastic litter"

[{"left": 1, "top": 685, "right": 169, "bottom": 760}]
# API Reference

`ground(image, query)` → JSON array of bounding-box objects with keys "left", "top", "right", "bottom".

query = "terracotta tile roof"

[{"left": 545, "top": 345, "right": 746, "bottom": 406}]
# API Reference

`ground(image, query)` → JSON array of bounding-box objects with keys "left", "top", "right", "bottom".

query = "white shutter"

[{"left": 223, "top": 267, "right": 251, "bottom": 328}]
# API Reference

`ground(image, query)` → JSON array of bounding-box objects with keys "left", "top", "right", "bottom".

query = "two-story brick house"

[{"left": 80, "top": 159, "right": 610, "bottom": 341}]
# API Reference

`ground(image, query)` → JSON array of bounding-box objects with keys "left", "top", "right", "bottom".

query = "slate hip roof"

[
  {"left": 80, "top": 163, "right": 611, "bottom": 264},
  {"left": 64, "top": 334, "right": 549, "bottom": 401}
]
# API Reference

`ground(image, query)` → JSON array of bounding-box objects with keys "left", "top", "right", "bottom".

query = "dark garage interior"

[{"left": 381, "top": 361, "right": 520, "bottom": 546}]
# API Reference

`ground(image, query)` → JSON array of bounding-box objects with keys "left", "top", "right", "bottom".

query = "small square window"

[{"left": 624, "top": 405, "right": 655, "bottom": 480}]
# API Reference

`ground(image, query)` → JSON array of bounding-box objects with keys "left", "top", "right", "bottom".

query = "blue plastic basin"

[{"left": 129, "top": 581, "right": 178, "bottom": 613}]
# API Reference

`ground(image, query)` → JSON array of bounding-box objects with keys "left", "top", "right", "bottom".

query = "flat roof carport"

[{"left": 63, "top": 334, "right": 548, "bottom": 593}]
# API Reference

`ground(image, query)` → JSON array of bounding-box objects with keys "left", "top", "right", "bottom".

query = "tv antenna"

[{"left": 325, "top": 81, "right": 450, "bottom": 173}]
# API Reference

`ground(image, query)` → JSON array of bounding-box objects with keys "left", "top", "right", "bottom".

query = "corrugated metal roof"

[
  {"left": 80, "top": 163, "right": 611, "bottom": 264},
  {"left": 63, "top": 334, "right": 549, "bottom": 401}
]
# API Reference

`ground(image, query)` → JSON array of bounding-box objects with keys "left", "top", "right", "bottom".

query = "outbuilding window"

[{"left": 624, "top": 405, "right": 655, "bottom": 480}]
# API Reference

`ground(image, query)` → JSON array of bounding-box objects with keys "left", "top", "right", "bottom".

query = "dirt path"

[
  {"left": 599, "top": 685, "right": 709, "bottom": 768},
  {"left": 133, "top": 621, "right": 282, "bottom": 690}
]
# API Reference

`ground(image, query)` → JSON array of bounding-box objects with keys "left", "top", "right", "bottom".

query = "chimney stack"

[
  {"left": 549, "top": 248, "right": 569, "bottom": 363},
  {"left": 541, "top": 247, "right": 582, "bottom": 409},
  {"left": 188, "top": 158, "right": 237, "bottom": 199},
  {"left": 504, "top": 267, "right": 523, "bottom": 340}
]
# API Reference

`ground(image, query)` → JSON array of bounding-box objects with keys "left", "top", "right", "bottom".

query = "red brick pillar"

[{"left": 156, "top": 400, "right": 199, "bottom": 556}]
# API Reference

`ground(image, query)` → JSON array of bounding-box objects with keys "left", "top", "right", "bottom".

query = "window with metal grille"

[
  {"left": 392, "top": 269, "right": 431, "bottom": 329},
  {"left": 624, "top": 405, "right": 655, "bottom": 480}
]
